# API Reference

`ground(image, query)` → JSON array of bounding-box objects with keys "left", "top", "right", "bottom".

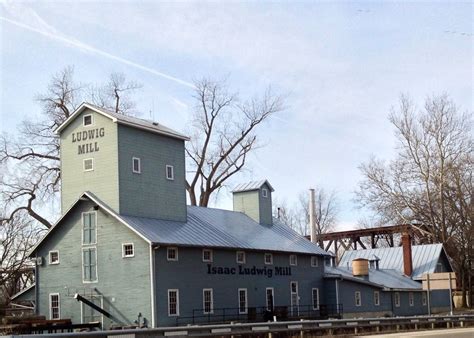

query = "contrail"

[{"left": 0, "top": 15, "right": 195, "bottom": 88}]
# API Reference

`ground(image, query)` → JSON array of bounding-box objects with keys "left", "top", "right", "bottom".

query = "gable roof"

[
  {"left": 55, "top": 102, "right": 189, "bottom": 141},
  {"left": 29, "top": 191, "right": 152, "bottom": 255},
  {"left": 338, "top": 244, "right": 452, "bottom": 280},
  {"left": 30, "top": 192, "right": 329, "bottom": 256},
  {"left": 324, "top": 266, "right": 422, "bottom": 290},
  {"left": 233, "top": 180, "right": 275, "bottom": 193}
]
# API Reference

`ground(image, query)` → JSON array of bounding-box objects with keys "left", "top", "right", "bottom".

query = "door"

[{"left": 290, "top": 281, "right": 299, "bottom": 316}]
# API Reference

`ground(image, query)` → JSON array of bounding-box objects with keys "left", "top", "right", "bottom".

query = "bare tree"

[
  {"left": 89, "top": 72, "right": 142, "bottom": 114},
  {"left": 356, "top": 93, "right": 473, "bottom": 306},
  {"left": 0, "top": 67, "right": 141, "bottom": 229},
  {"left": 0, "top": 214, "right": 42, "bottom": 305},
  {"left": 185, "top": 78, "right": 284, "bottom": 206},
  {"left": 273, "top": 188, "right": 338, "bottom": 236}
]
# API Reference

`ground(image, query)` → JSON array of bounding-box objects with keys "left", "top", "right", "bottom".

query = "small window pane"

[
  {"left": 236, "top": 251, "right": 246, "bottom": 264},
  {"left": 264, "top": 253, "right": 273, "bottom": 265},
  {"left": 167, "top": 247, "right": 178, "bottom": 261},
  {"left": 311, "top": 256, "right": 318, "bottom": 267},
  {"left": 133, "top": 158, "right": 141, "bottom": 173},
  {"left": 50, "top": 294, "right": 60, "bottom": 319},
  {"left": 84, "top": 158, "right": 93, "bottom": 171},
  {"left": 262, "top": 188, "right": 268, "bottom": 197},
  {"left": 83, "top": 115, "right": 92, "bottom": 126},
  {"left": 374, "top": 291, "right": 380, "bottom": 306},
  {"left": 202, "top": 249, "right": 212, "bottom": 262},
  {"left": 290, "top": 254, "right": 297, "bottom": 266},
  {"left": 312, "top": 288, "right": 319, "bottom": 310},
  {"left": 168, "top": 290, "right": 178, "bottom": 316},
  {"left": 238, "top": 289, "right": 247, "bottom": 314},
  {"left": 166, "top": 165, "right": 174, "bottom": 180},
  {"left": 203, "top": 289, "right": 213, "bottom": 314},
  {"left": 355, "top": 291, "right": 361, "bottom": 306},
  {"left": 49, "top": 251, "right": 59, "bottom": 264},
  {"left": 123, "top": 244, "right": 134, "bottom": 257}
]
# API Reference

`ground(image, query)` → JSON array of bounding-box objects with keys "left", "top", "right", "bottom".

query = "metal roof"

[
  {"left": 122, "top": 206, "right": 328, "bottom": 255},
  {"left": 56, "top": 102, "right": 189, "bottom": 141},
  {"left": 339, "top": 244, "right": 446, "bottom": 280},
  {"left": 324, "top": 266, "right": 423, "bottom": 290},
  {"left": 232, "top": 180, "right": 275, "bottom": 193}
]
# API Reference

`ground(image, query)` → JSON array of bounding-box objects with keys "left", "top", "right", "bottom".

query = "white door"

[{"left": 290, "top": 281, "right": 299, "bottom": 316}]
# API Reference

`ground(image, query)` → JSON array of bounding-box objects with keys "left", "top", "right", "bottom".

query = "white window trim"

[
  {"left": 168, "top": 289, "right": 179, "bottom": 316},
  {"left": 374, "top": 291, "right": 380, "bottom": 306},
  {"left": 132, "top": 157, "right": 141, "bottom": 174},
  {"left": 289, "top": 254, "right": 297, "bottom": 266},
  {"left": 264, "top": 253, "right": 273, "bottom": 265},
  {"left": 166, "top": 165, "right": 174, "bottom": 180},
  {"left": 311, "top": 256, "right": 319, "bottom": 267},
  {"left": 236, "top": 251, "right": 246, "bottom": 264},
  {"left": 266, "top": 287, "right": 274, "bottom": 311},
  {"left": 202, "top": 249, "right": 213, "bottom": 262},
  {"left": 355, "top": 291, "right": 362, "bottom": 307},
  {"left": 81, "top": 246, "right": 98, "bottom": 283},
  {"left": 202, "top": 288, "right": 214, "bottom": 314},
  {"left": 409, "top": 292, "right": 414, "bottom": 307},
  {"left": 394, "top": 292, "right": 400, "bottom": 307},
  {"left": 312, "top": 288, "right": 320, "bottom": 310},
  {"left": 49, "top": 250, "right": 59, "bottom": 265},
  {"left": 422, "top": 292, "right": 427, "bottom": 306},
  {"left": 49, "top": 293, "right": 60, "bottom": 320},
  {"left": 83, "top": 114, "right": 93, "bottom": 127},
  {"left": 83, "top": 158, "right": 94, "bottom": 172},
  {"left": 167, "top": 247, "right": 178, "bottom": 261},
  {"left": 238, "top": 288, "right": 248, "bottom": 314},
  {"left": 122, "top": 243, "right": 135, "bottom": 258},
  {"left": 81, "top": 211, "right": 97, "bottom": 245},
  {"left": 262, "top": 188, "right": 268, "bottom": 198}
]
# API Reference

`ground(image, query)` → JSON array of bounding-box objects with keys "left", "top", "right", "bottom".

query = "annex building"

[{"left": 15, "top": 103, "right": 450, "bottom": 328}]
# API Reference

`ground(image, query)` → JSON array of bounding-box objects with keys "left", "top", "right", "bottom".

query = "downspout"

[
  {"left": 149, "top": 244, "right": 158, "bottom": 327},
  {"left": 34, "top": 254, "right": 39, "bottom": 315}
]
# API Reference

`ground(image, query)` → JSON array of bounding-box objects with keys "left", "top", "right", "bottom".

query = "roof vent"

[
  {"left": 152, "top": 122, "right": 159, "bottom": 126},
  {"left": 352, "top": 258, "right": 369, "bottom": 276}
]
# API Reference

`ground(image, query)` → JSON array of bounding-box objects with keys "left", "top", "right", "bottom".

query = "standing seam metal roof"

[
  {"left": 122, "top": 206, "right": 329, "bottom": 255},
  {"left": 232, "top": 180, "right": 275, "bottom": 193},
  {"left": 338, "top": 244, "right": 445, "bottom": 280}
]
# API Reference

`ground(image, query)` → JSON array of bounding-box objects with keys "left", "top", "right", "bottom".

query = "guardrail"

[{"left": 5, "top": 314, "right": 474, "bottom": 337}]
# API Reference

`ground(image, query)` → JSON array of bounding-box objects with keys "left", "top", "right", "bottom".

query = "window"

[
  {"left": 49, "top": 293, "right": 60, "bottom": 319},
  {"left": 167, "top": 247, "right": 178, "bottom": 261},
  {"left": 168, "top": 289, "right": 179, "bottom": 316},
  {"left": 83, "top": 248, "right": 97, "bottom": 282},
  {"left": 422, "top": 292, "right": 427, "bottom": 306},
  {"left": 238, "top": 288, "right": 248, "bottom": 314},
  {"left": 266, "top": 288, "right": 274, "bottom": 311},
  {"left": 409, "top": 292, "right": 414, "bottom": 307},
  {"left": 122, "top": 243, "right": 134, "bottom": 258},
  {"left": 264, "top": 253, "right": 273, "bottom": 265},
  {"left": 355, "top": 291, "right": 361, "bottom": 307},
  {"left": 203, "top": 289, "right": 213, "bottom": 314},
  {"left": 374, "top": 291, "right": 380, "bottom": 306},
  {"left": 82, "top": 212, "right": 97, "bottom": 245},
  {"left": 236, "top": 251, "right": 246, "bottom": 264},
  {"left": 289, "top": 254, "right": 297, "bottom": 266},
  {"left": 202, "top": 249, "right": 213, "bottom": 262},
  {"left": 311, "top": 256, "right": 318, "bottom": 267},
  {"left": 49, "top": 251, "right": 59, "bottom": 265},
  {"left": 262, "top": 188, "right": 268, "bottom": 198},
  {"left": 166, "top": 165, "right": 174, "bottom": 180},
  {"left": 312, "top": 288, "right": 320, "bottom": 310},
  {"left": 132, "top": 157, "right": 141, "bottom": 174},
  {"left": 394, "top": 292, "right": 400, "bottom": 307},
  {"left": 83, "top": 114, "right": 93, "bottom": 126},
  {"left": 83, "top": 158, "right": 94, "bottom": 172}
]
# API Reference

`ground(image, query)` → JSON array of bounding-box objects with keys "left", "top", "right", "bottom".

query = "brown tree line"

[{"left": 356, "top": 94, "right": 473, "bottom": 306}]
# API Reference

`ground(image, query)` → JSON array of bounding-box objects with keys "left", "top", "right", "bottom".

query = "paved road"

[{"left": 360, "top": 327, "right": 474, "bottom": 337}]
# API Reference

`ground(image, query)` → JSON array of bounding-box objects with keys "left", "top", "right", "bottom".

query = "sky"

[{"left": 0, "top": 1, "right": 472, "bottom": 231}]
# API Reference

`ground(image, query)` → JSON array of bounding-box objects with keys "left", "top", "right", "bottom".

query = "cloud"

[{"left": 0, "top": 2, "right": 195, "bottom": 88}]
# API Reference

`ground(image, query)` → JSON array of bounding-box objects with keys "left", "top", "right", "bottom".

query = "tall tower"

[{"left": 57, "top": 103, "right": 188, "bottom": 221}]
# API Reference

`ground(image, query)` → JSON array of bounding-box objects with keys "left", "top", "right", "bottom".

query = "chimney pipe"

[
  {"left": 309, "top": 189, "right": 317, "bottom": 243},
  {"left": 402, "top": 231, "right": 413, "bottom": 276}
]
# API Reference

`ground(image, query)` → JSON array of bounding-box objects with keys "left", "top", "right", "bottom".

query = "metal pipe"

[{"left": 309, "top": 189, "right": 317, "bottom": 243}]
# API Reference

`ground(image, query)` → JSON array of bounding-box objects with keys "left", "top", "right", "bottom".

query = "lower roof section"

[{"left": 123, "top": 206, "right": 330, "bottom": 255}]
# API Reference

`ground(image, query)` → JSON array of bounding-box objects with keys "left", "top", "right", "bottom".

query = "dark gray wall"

[
  {"left": 117, "top": 125, "right": 187, "bottom": 221},
  {"left": 153, "top": 247, "right": 325, "bottom": 326}
]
